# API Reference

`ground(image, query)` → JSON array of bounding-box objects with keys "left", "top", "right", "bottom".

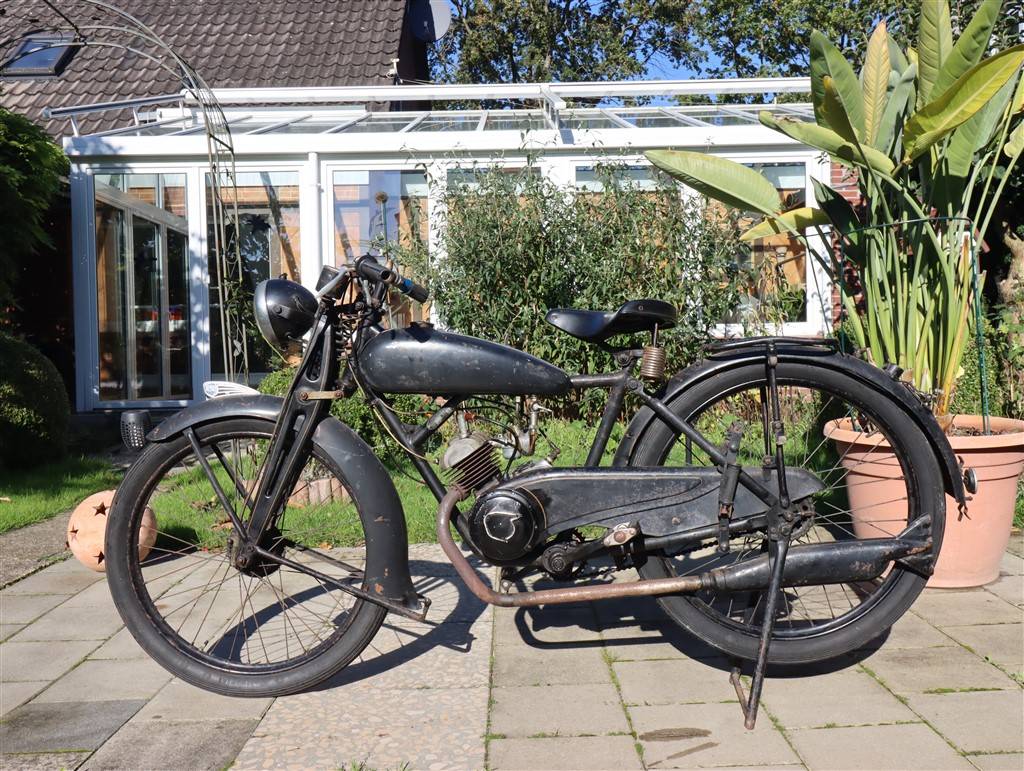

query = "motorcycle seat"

[{"left": 545, "top": 299, "right": 677, "bottom": 343}]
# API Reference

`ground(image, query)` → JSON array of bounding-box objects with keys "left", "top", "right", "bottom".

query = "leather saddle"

[{"left": 545, "top": 299, "right": 677, "bottom": 343}]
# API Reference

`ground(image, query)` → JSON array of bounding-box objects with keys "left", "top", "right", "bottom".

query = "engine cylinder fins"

[{"left": 444, "top": 441, "right": 502, "bottom": 492}]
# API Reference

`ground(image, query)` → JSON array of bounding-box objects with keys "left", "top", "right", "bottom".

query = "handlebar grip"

[{"left": 399, "top": 277, "right": 430, "bottom": 303}]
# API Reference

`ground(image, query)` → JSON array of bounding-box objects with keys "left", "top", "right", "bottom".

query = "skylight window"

[{"left": 1, "top": 35, "right": 77, "bottom": 77}]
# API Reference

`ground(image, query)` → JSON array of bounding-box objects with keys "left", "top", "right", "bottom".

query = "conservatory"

[{"left": 57, "top": 78, "right": 834, "bottom": 412}]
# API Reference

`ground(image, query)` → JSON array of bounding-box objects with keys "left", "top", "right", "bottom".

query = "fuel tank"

[{"left": 357, "top": 324, "right": 572, "bottom": 396}]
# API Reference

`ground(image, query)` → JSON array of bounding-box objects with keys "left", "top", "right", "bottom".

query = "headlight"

[{"left": 253, "top": 279, "right": 318, "bottom": 352}]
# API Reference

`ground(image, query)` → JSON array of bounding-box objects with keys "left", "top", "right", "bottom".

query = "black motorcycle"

[{"left": 106, "top": 255, "right": 969, "bottom": 727}]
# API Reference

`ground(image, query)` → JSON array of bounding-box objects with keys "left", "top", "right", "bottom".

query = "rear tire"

[
  {"left": 106, "top": 418, "right": 387, "bottom": 697},
  {"left": 626, "top": 360, "right": 945, "bottom": 665}
]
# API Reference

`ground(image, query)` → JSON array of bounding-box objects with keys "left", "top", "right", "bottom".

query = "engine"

[{"left": 440, "top": 404, "right": 552, "bottom": 564}]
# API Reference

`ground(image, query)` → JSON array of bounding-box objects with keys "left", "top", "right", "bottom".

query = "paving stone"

[
  {"left": 599, "top": 619, "right": 724, "bottom": 661},
  {"left": 1000, "top": 551, "right": 1023, "bottom": 573},
  {"left": 630, "top": 702, "right": 798, "bottom": 768},
  {"left": 492, "top": 643, "right": 611, "bottom": 687},
  {"left": 0, "top": 699, "right": 144, "bottom": 753},
  {"left": 762, "top": 668, "right": 917, "bottom": 729},
  {"left": 234, "top": 686, "right": 487, "bottom": 770},
  {"left": 322, "top": 619, "right": 492, "bottom": 691},
  {"left": 862, "top": 645, "right": 1015, "bottom": 694},
  {"left": 2, "top": 568, "right": 103, "bottom": 596},
  {"left": 905, "top": 690, "right": 1024, "bottom": 754},
  {"left": 133, "top": 679, "right": 272, "bottom": 721},
  {"left": 1, "top": 640, "right": 99, "bottom": 682},
  {"left": 7, "top": 604, "right": 123, "bottom": 642},
  {"left": 613, "top": 658, "right": 735, "bottom": 705},
  {"left": 80, "top": 718, "right": 257, "bottom": 770},
  {"left": 489, "top": 735, "right": 643, "bottom": 770},
  {"left": 0, "top": 624, "right": 25, "bottom": 641},
  {"left": 57, "top": 581, "right": 114, "bottom": 609},
  {"left": 788, "top": 722, "right": 974, "bottom": 770},
  {"left": 490, "top": 683, "right": 629, "bottom": 738},
  {"left": 912, "top": 589, "right": 1021, "bottom": 627},
  {"left": 969, "top": 752, "right": 1024, "bottom": 770},
  {"left": 985, "top": 574, "right": 1024, "bottom": 608},
  {"left": 942, "top": 623, "right": 1024, "bottom": 674},
  {"left": 32, "top": 658, "right": 170, "bottom": 703},
  {"left": 593, "top": 595, "right": 666, "bottom": 626},
  {"left": 493, "top": 606, "right": 601, "bottom": 648},
  {"left": 86, "top": 628, "right": 146, "bottom": 660},
  {"left": 867, "top": 612, "right": 957, "bottom": 650},
  {"left": 0, "top": 594, "right": 69, "bottom": 625},
  {"left": 0, "top": 751, "right": 90, "bottom": 770},
  {"left": 1, "top": 681, "right": 48, "bottom": 716}
]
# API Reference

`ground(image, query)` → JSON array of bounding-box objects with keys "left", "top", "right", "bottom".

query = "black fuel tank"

[{"left": 358, "top": 325, "right": 571, "bottom": 396}]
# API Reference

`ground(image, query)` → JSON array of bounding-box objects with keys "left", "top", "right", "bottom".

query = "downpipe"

[{"left": 436, "top": 487, "right": 931, "bottom": 607}]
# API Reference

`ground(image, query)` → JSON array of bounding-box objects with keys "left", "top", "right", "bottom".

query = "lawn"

[{"left": 0, "top": 455, "right": 123, "bottom": 534}]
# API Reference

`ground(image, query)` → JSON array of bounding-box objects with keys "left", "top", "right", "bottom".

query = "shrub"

[
  {"left": 949, "top": 319, "right": 1006, "bottom": 418},
  {"left": 0, "top": 332, "right": 70, "bottom": 468},
  {"left": 410, "top": 164, "right": 747, "bottom": 417}
]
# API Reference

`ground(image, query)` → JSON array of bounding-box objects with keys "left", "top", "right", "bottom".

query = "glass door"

[{"left": 94, "top": 173, "right": 192, "bottom": 402}]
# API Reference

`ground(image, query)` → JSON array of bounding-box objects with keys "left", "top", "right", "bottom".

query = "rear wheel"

[
  {"left": 105, "top": 418, "right": 386, "bottom": 697},
  {"left": 627, "top": 360, "right": 945, "bottom": 664}
]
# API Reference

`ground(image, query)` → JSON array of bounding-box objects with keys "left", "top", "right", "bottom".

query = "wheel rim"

[
  {"left": 123, "top": 426, "right": 368, "bottom": 672},
  {"left": 641, "top": 374, "right": 927, "bottom": 641}
]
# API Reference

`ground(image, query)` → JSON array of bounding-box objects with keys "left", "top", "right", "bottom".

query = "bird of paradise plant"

[{"left": 646, "top": 0, "right": 1024, "bottom": 422}]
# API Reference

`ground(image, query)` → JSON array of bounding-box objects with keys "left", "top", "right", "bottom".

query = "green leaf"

[
  {"left": 811, "top": 178, "right": 864, "bottom": 263},
  {"left": 644, "top": 150, "right": 782, "bottom": 216},
  {"left": 944, "top": 75, "right": 1017, "bottom": 178},
  {"left": 918, "top": 0, "right": 953, "bottom": 105},
  {"left": 823, "top": 76, "right": 860, "bottom": 144},
  {"left": 810, "top": 29, "right": 865, "bottom": 139},
  {"left": 875, "top": 63, "right": 918, "bottom": 152},
  {"left": 740, "top": 207, "right": 831, "bottom": 242},
  {"left": 931, "top": 0, "right": 1001, "bottom": 99},
  {"left": 1006, "top": 120, "right": 1024, "bottom": 158},
  {"left": 760, "top": 112, "right": 896, "bottom": 175},
  {"left": 904, "top": 45, "right": 1024, "bottom": 160},
  {"left": 862, "top": 21, "right": 892, "bottom": 147}
]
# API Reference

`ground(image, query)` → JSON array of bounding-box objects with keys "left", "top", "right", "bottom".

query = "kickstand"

[{"left": 730, "top": 536, "right": 790, "bottom": 729}]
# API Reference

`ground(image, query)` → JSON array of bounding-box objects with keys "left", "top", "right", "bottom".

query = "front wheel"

[
  {"left": 626, "top": 359, "right": 945, "bottom": 665},
  {"left": 105, "top": 417, "right": 386, "bottom": 697}
]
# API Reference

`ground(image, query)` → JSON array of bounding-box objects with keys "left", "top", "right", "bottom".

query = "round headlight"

[{"left": 254, "top": 279, "right": 318, "bottom": 352}]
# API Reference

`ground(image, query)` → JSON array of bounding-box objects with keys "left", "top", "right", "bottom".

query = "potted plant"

[{"left": 645, "top": 0, "right": 1024, "bottom": 587}]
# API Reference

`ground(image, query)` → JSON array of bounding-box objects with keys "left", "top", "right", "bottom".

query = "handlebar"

[{"left": 354, "top": 255, "right": 429, "bottom": 303}]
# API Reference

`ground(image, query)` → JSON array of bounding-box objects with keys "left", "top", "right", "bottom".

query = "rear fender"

[
  {"left": 614, "top": 341, "right": 966, "bottom": 506},
  {"left": 146, "top": 395, "right": 418, "bottom": 608}
]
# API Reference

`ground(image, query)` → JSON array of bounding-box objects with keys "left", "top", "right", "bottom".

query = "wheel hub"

[{"left": 227, "top": 529, "right": 284, "bottom": 577}]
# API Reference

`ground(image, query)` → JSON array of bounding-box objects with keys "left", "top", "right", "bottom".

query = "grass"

[{"left": 0, "top": 455, "right": 123, "bottom": 534}]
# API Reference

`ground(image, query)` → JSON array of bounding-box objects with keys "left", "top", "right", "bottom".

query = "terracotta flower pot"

[{"left": 825, "top": 415, "right": 1024, "bottom": 588}]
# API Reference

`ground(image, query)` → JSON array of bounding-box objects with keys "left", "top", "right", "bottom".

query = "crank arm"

[{"left": 252, "top": 545, "right": 430, "bottom": 622}]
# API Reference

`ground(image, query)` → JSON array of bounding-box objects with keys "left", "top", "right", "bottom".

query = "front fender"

[
  {"left": 615, "top": 341, "right": 966, "bottom": 506},
  {"left": 146, "top": 395, "right": 418, "bottom": 608}
]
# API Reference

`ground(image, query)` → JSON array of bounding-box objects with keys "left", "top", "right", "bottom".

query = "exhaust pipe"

[{"left": 437, "top": 487, "right": 931, "bottom": 607}]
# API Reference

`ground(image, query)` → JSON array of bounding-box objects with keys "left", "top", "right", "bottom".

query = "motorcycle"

[{"left": 105, "top": 254, "right": 970, "bottom": 728}]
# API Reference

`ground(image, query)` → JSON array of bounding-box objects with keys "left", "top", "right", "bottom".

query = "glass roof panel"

[
  {"left": 482, "top": 112, "right": 547, "bottom": 131},
  {"left": 411, "top": 115, "right": 483, "bottom": 132},
  {"left": 341, "top": 115, "right": 414, "bottom": 133},
  {"left": 563, "top": 112, "right": 620, "bottom": 130},
  {"left": 270, "top": 120, "right": 354, "bottom": 134},
  {"left": 123, "top": 120, "right": 193, "bottom": 136},
  {"left": 613, "top": 110, "right": 683, "bottom": 128}
]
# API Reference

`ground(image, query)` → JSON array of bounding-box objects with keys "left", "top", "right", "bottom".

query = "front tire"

[
  {"left": 106, "top": 418, "right": 387, "bottom": 697},
  {"left": 625, "top": 359, "right": 945, "bottom": 665}
]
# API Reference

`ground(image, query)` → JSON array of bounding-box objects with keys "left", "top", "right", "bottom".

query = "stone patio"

[{"left": 1, "top": 539, "right": 1021, "bottom": 770}]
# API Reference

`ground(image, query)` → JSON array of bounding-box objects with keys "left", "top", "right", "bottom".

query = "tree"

[
  {"left": 679, "top": 0, "right": 1021, "bottom": 80},
  {"left": 430, "top": 0, "right": 693, "bottom": 85},
  {"left": 0, "top": 109, "right": 68, "bottom": 315}
]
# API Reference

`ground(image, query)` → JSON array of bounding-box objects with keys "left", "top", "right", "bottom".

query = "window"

[
  {"left": 94, "top": 173, "right": 191, "bottom": 401},
  {"left": 332, "top": 170, "right": 428, "bottom": 265},
  {"left": 2, "top": 35, "right": 77, "bottom": 77},
  {"left": 575, "top": 165, "right": 660, "bottom": 193},
  {"left": 207, "top": 171, "right": 301, "bottom": 382},
  {"left": 732, "top": 162, "right": 809, "bottom": 324}
]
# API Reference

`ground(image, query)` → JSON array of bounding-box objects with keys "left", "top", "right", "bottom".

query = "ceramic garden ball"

[{"left": 67, "top": 490, "right": 157, "bottom": 571}]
